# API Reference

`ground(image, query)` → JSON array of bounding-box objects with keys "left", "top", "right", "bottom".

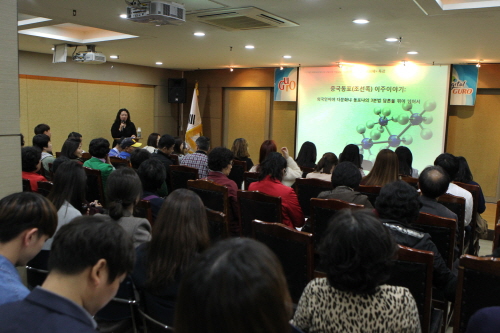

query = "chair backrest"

[
  {"left": 453, "top": 181, "right": 480, "bottom": 255},
  {"left": 81, "top": 152, "right": 92, "bottom": 161},
  {"left": 169, "top": 154, "right": 179, "bottom": 165},
  {"left": 48, "top": 162, "right": 54, "bottom": 180},
  {"left": 135, "top": 199, "right": 154, "bottom": 226},
  {"left": 243, "top": 171, "right": 259, "bottom": 190},
  {"left": 356, "top": 185, "right": 382, "bottom": 206},
  {"left": 412, "top": 212, "right": 457, "bottom": 269},
  {"left": 252, "top": 220, "right": 314, "bottom": 303},
  {"left": 187, "top": 179, "right": 228, "bottom": 215},
  {"left": 26, "top": 249, "right": 50, "bottom": 289},
  {"left": 437, "top": 193, "right": 465, "bottom": 255},
  {"left": 169, "top": 165, "right": 199, "bottom": 191},
  {"left": 83, "top": 167, "right": 105, "bottom": 206},
  {"left": 294, "top": 178, "right": 332, "bottom": 217},
  {"left": 22, "top": 178, "right": 32, "bottom": 192},
  {"left": 138, "top": 307, "right": 174, "bottom": 333},
  {"left": 309, "top": 198, "right": 364, "bottom": 248},
  {"left": 493, "top": 223, "right": 500, "bottom": 253},
  {"left": 228, "top": 159, "right": 247, "bottom": 189},
  {"left": 453, "top": 255, "right": 500, "bottom": 333},
  {"left": 36, "top": 181, "right": 53, "bottom": 197},
  {"left": 95, "top": 275, "right": 137, "bottom": 323},
  {"left": 401, "top": 175, "right": 419, "bottom": 189},
  {"left": 299, "top": 166, "right": 315, "bottom": 178},
  {"left": 206, "top": 208, "right": 227, "bottom": 241},
  {"left": 109, "top": 156, "right": 132, "bottom": 169},
  {"left": 237, "top": 190, "right": 282, "bottom": 237},
  {"left": 387, "top": 245, "right": 434, "bottom": 333}
]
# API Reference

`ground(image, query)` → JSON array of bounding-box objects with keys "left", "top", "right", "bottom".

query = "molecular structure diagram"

[{"left": 355, "top": 100, "right": 436, "bottom": 157}]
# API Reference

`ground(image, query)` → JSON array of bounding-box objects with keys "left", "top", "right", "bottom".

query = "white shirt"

[{"left": 447, "top": 183, "right": 473, "bottom": 226}]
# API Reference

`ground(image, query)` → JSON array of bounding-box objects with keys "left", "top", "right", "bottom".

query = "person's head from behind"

[
  {"left": 195, "top": 136, "right": 210, "bottom": 152},
  {"left": 0, "top": 192, "right": 57, "bottom": 265},
  {"left": 434, "top": 153, "right": 458, "bottom": 180},
  {"left": 106, "top": 168, "right": 142, "bottom": 220},
  {"left": 147, "top": 189, "right": 209, "bottom": 291},
  {"left": 89, "top": 138, "right": 110, "bottom": 159},
  {"left": 363, "top": 149, "right": 399, "bottom": 186},
  {"left": 259, "top": 139, "right": 277, "bottom": 164},
  {"left": 395, "top": 146, "right": 413, "bottom": 176},
  {"left": 173, "top": 137, "right": 186, "bottom": 155},
  {"left": 34, "top": 123, "right": 51, "bottom": 137},
  {"left": 47, "top": 160, "right": 86, "bottom": 212},
  {"left": 319, "top": 209, "right": 396, "bottom": 295},
  {"left": 137, "top": 159, "right": 166, "bottom": 193},
  {"left": 331, "top": 161, "right": 362, "bottom": 189},
  {"left": 158, "top": 134, "right": 175, "bottom": 155},
  {"left": 208, "top": 147, "right": 234, "bottom": 175},
  {"left": 296, "top": 141, "right": 317, "bottom": 166},
  {"left": 47, "top": 216, "right": 134, "bottom": 315},
  {"left": 258, "top": 152, "right": 287, "bottom": 182},
  {"left": 115, "top": 108, "right": 131, "bottom": 124},
  {"left": 67, "top": 132, "right": 82, "bottom": 142},
  {"left": 375, "top": 180, "right": 421, "bottom": 224},
  {"left": 147, "top": 133, "right": 160, "bottom": 148},
  {"left": 175, "top": 238, "right": 292, "bottom": 333},
  {"left": 32, "top": 134, "right": 52, "bottom": 153},
  {"left": 231, "top": 138, "right": 250, "bottom": 159},
  {"left": 455, "top": 156, "right": 473, "bottom": 183},
  {"left": 60, "top": 138, "right": 83, "bottom": 159},
  {"left": 419, "top": 166, "right": 450, "bottom": 199},
  {"left": 339, "top": 144, "right": 361, "bottom": 168},
  {"left": 130, "top": 148, "right": 151, "bottom": 170},
  {"left": 120, "top": 138, "right": 141, "bottom": 154},
  {"left": 315, "top": 152, "right": 338, "bottom": 174},
  {"left": 22, "top": 146, "right": 42, "bottom": 172}
]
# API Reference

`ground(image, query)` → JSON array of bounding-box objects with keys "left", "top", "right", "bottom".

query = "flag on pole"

[{"left": 185, "top": 82, "right": 203, "bottom": 153}]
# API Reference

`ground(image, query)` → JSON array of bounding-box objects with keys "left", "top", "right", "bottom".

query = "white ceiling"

[{"left": 17, "top": 0, "right": 500, "bottom": 70}]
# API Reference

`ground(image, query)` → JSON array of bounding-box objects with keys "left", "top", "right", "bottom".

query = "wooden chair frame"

[
  {"left": 437, "top": 193, "right": 465, "bottom": 255},
  {"left": 83, "top": 167, "right": 105, "bottom": 206},
  {"left": 36, "top": 181, "right": 53, "bottom": 197},
  {"left": 109, "top": 156, "right": 132, "bottom": 168},
  {"left": 136, "top": 200, "right": 154, "bottom": 226},
  {"left": 237, "top": 190, "right": 282, "bottom": 237},
  {"left": 356, "top": 185, "right": 382, "bottom": 206},
  {"left": 294, "top": 178, "right": 332, "bottom": 217},
  {"left": 228, "top": 159, "right": 247, "bottom": 190},
  {"left": 169, "top": 165, "right": 199, "bottom": 191},
  {"left": 169, "top": 154, "right": 179, "bottom": 166},
  {"left": 22, "top": 178, "right": 32, "bottom": 192},
  {"left": 243, "top": 171, "right": 259, "bottom": 190},
  {"left": 401, "top": 175, "right": 419, "bottom": 189},
  {"left": 205, "top": 208, "right": 228, "bottom": 241}
]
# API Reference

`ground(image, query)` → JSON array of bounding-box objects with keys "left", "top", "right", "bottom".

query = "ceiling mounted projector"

[
  {"left": 126, "top": 1, "right": 186, "bottom": 25},
  {"left": 72, "top": 45, "right": 106, "bottom": 64}
]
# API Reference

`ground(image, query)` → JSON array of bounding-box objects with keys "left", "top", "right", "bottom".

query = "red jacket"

[
  {"left": 249, "top": 176, "right": 305, "bottom": 229},
  {"left": 22, "top": 171, "right": 47, "bottom": 192}
]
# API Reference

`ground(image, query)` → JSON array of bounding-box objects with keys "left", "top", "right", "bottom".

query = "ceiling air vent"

[{"left": 188, "top": 7, "right": 299, "bottom": 31}]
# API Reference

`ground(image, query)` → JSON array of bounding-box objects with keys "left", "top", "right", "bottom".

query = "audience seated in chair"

[
  {"left": 295, "top": 141, "right": 317, "bottom": 171},
  {"left": 108, "top": 137, "right": 124, "bottom": 158},
  {"left": 180, "top": 136, "right": 211, "bottom": 179},
  {"left": 137, "top": 159, "right": 166, "bottom": 221},
  {"left": 306, "top": 152, "right": 338, "bottom": 182},
  {"left": 34, "top": 123, "right": 51, "bottom": 138},
  {"left": 32, "top": 134, "right": 55, "bottom": 177},
  {"left": 0, "top": 192, "right": 57, "bottom": 305},
  {"left": 396, "top": 146, "right": 419, "bottom": 178},
  {"left": 360, "top": 149, "right": 399, "bottom": 186},
  {"left": 21, "top": 146, "right": 47, "bottom": 192},
  {"left": 231, "top": 137, "right": 254, "bottom": 171},
  {"left": 83, "top": 138, "right": 115, "bottom": 189},
  {"left": 118, "top": 137, "right": 142, "bottom": 160},
  {"left": 0, "top": 216, "right": 135, "bottom": 332}
]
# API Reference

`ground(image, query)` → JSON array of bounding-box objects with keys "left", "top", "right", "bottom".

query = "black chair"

[
  {"left": 37, "top": 181, "right": 53, "bottom": 197},
  {"left": 135, "top": 199, "right": 154, "bottom": 226},
  {"left": 453, "top": 255, "right": 500, "bottom": 333},
  {"left": 206, "top": 208, "right": 227, "bottom": 242},
  {"left": 243, "top": 171, "right": 259, "bottom": 190},
  {"left": 138, "top": 307, "right": 174, "bottom": 333},
  {"left": 437, "top": 193, "right": 465, "bottom": 255},
  {"left": 22, "top": 178, "right": 32, "bottom": 192},
  {"left": 228, "top": 159, "right": 247, "bottom": 189},
  {"left": 26, "top": 249, "right": 50, "bottom": 289},
  {"left": 294, "top": 178, "right": 332, "bottom": 217},
  {"left": 84, "top": 167, "right": 106, "bottom": 206},
  {"left": 169, "top": 165, "right": 198, "bottom": 191},
  {"left": 356, "top": 185, "right": 382, "bottom": 206},
  {"left": 299, "top": 166, "right": 315, "bottom": 178},
  {"left": 493, "top": 222, "right": 500, "bottom": 253},
  {"left": 252, "top": 220, "right": 314, "bottom": 303},
  {"left": 169, "top": 154, "right": 179, "bottom": 166},
  {"left": 401, "top": 175, "right": 419, "bottom": 189},
  {"left": 109, "top": 156, "right": 131, "bottom": 169},
  {"left": 237, "top": 190, "right": 282, "bottom": 237}
]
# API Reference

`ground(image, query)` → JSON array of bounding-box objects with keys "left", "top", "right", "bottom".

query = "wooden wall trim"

[{"left": 19, "top": 74, "right": 153, "bottom": 88}]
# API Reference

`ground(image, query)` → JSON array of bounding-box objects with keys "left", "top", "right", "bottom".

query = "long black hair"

[
  {"left": 455, "top": 156, "right": 473, "bottom": 183},
  {"left": 296, "top": 141, "right": 317, "bottom": 167},
  {"left": 114, "top": 108, "right": 132, "bottom": 125},
  {"left": 60, "top": 139, "right": 81, "bottom": 159},
  {"left": 258, "top": 152, "right": 287, "bottom": 182},
  {"left": 106, "top": 168, "right": 142, "bottom": 220},
  {"left": 395, "top": 146, "right": 414, "bottom": 177},
  {"left": 47, "top": 160, "right": 87, "bottom": 213}
]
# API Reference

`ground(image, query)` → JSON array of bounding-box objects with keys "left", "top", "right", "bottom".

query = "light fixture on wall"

[
  {"left": 109, "top": 55, "right": 119, "bottom": 59},
  {"left": 230, "top": 67, "right": 234, "bottom": 72},
  {"left": 476, "top": 62, "right": 481, "bottom": 67},
  {"left": 280, "top": 66, "right": 284, "bottom": 70},
  {"left": 337, "top": 62, "right": 343, "bottom": 68}
]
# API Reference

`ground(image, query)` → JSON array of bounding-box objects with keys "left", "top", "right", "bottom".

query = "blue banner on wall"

[
  {"left": 450, "top": 65, "right": 478, "bottom": 106},
  {"left": 274, "top": 67, "right": 297, "bottom": 101}
]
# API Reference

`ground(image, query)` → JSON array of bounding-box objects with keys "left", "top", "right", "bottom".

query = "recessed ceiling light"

[
  {"left": 120, "top": 14, "right": 127, "bottom": 18},
  {"left": 353, "top": 19, "right": 369, "bottom": 24},
  {"left": 110, "top": 55, "right": 119, "bottom": 59},
  {"left": 407, "top": 51, "right": 418, "bottom": 55},
  {"left": 245, "top": 45, "right": 255, "bottom": 49},
  {"left": 385, "top": 38, "right": 399, "bottom": 42},
  {"left": 283, "top": 55, "right": 292, "bottom": 59},
  {"left": 156, "top": 62, "right": 163, "bottom": 65},
  {"left": 194, "top": 32, "right": 205, "bottom": 37},
  {"left": 230, "top": 68, "right": 234, "bottom": 72},
  {"left": 51, "top": 47, "right": 54, "bottom": 51}
]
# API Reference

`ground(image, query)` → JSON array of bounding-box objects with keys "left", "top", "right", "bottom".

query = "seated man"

[
  {"left": 151, "top": 134, "right": 175, "bottom": 172},
  {"left": 108, "top": 137, "right": 124, "bottom": 158},
  {"left": 118, "top": 137, "right": 142, "bottom": 160},
  {"left": 0, "top": 192, "right": 57, "bottom": 305},
  {"left": 180, "top": 136, "right": 210, "bottom": 179},
  {"left": 83, "top": 138, "right": 115, "bottom": 189},
  {"left": 375, "top": 180, "right": 457, "bottom": 301},
  {"left": 317, "top": 161, "right": 373, "bottom": 208},
  {"left": 21, "top": 146, "right": 47, "bottom": 192},
  {"left": 0, "top": 216, "right": 135, "bottom": 332},
  {"left": 34, "top": 123, "right": 51, "bottom": 138},
  {"left": 137, "top": 159, "right": 166, "bottom": 220},
  {"left": 32, "top": 134, "right": 55, "bottom": 176}
]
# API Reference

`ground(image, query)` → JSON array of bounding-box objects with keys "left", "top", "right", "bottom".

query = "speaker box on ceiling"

[{"left": 168, "top": 78, "right": 187, "bottom": 103}]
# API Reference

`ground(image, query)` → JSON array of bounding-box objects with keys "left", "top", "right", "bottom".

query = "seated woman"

[
  {"left": 295, "top": 141, "right": 317, "bottom": 169},
  {"left": 21, "top": 146, "right": 47, "bottom": 192},
  {"left": 231, "top": 138, "right": 254, "bottom": 170},
  {"left": 98, "top": 168, "right": 151, "bottom": 248},
  {"left": 306, "top": 152, "right": 338, "bottom": 181},
  {"left": 292, "top": 209, "right": 421, "bottom": 333},
  {"left": 318, "top": 161, "right": 373, "bottom": 208},
  {"left": 137, "top": 159, "right": 166, "bottom": 221},
  {"left": 360, "top": 149, "right": 399, "bottom": 186},
  {"left": 339, "top": 144, "right": 365, "bottom": 176},
  {"left": 143, "top": 133, "right": 160, "bottom": 154},
  {"left": 395, "top": 146, "right": 419, "bottom": 178},
  {"left": 60, "top": 138, "right": 84, "bottom": 163},
  {"left": 249, "top": 140, "right": 302, "bottom": 187},
  {"left": 132, "top": 189, "right": 209, "bottom": 329},
  {"left": 249, "top": 152, "right": 305, "bottom": 229},
  {"left": 455, "top": 156, "right": 486, "bottom": 214},
  {"left": 173, "top": 137, "right": 189, "bottom": 162},
  {"left": 175, "top": 238, "right": 296, "bottom": 333}
]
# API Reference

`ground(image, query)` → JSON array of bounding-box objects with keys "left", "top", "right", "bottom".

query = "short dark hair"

[
  {"left": 88, "top": 138, "right": 110, "bottom": 158},
  {"left": 158, "top": 134, "right": 175, "bottom": 149},
  {"left": 175, "top": 238, "right": 291, "bottom": 333},
  {"left": 137, "top": 159, "right": 166, "bottom": 192},
  {"left": 0, "top": 192, "right": 57, "bottom": 243},
  {"left": 195, "top": 136, "right": 210, "bottom": 151},
  {"left": 106, "top": 168, "right": 143, "bottom": 220},
  {"left": 208, "top": 147, "right": 234, "bottom": 172},
  {"left": 22, "top": 146, "right": 41, "bottom": 172},
  {"left": 319, "top": 209, "right": 396, "bottom": 295},
  {"left": 32, "top": 134, "right": 50, "bottom": 151},
  {"left": 130, "top": 149, "right": 151, "bottom": 170},
  {"left": 48, "top": 216, "right": 134, "bottom": 283},
  {"left": 331, "top": 161, "right": 362, "bottom": 189},
  {"left": 258, "top": 152, "right": 287, "bottom": 182},
  {"left": 67, "top": 132, "right": 82, "bottom": 141},
  {"left": 34, "top": 124, "right": 50, "bottom": 135},
  {"left": 60, "top": 139, "right": 81, "bottom": 159},
  {"left": 375, "top": 180, "right": 421, "bottom": 224},
  {"left": 419, "top": 166, "right": 450, "bottom": 199},
  {"left": 147, "top": 133, "right": 160, "bottom": 148},
  {"left": 434, "top": 153, "right": 458, "bottom": 179}
]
